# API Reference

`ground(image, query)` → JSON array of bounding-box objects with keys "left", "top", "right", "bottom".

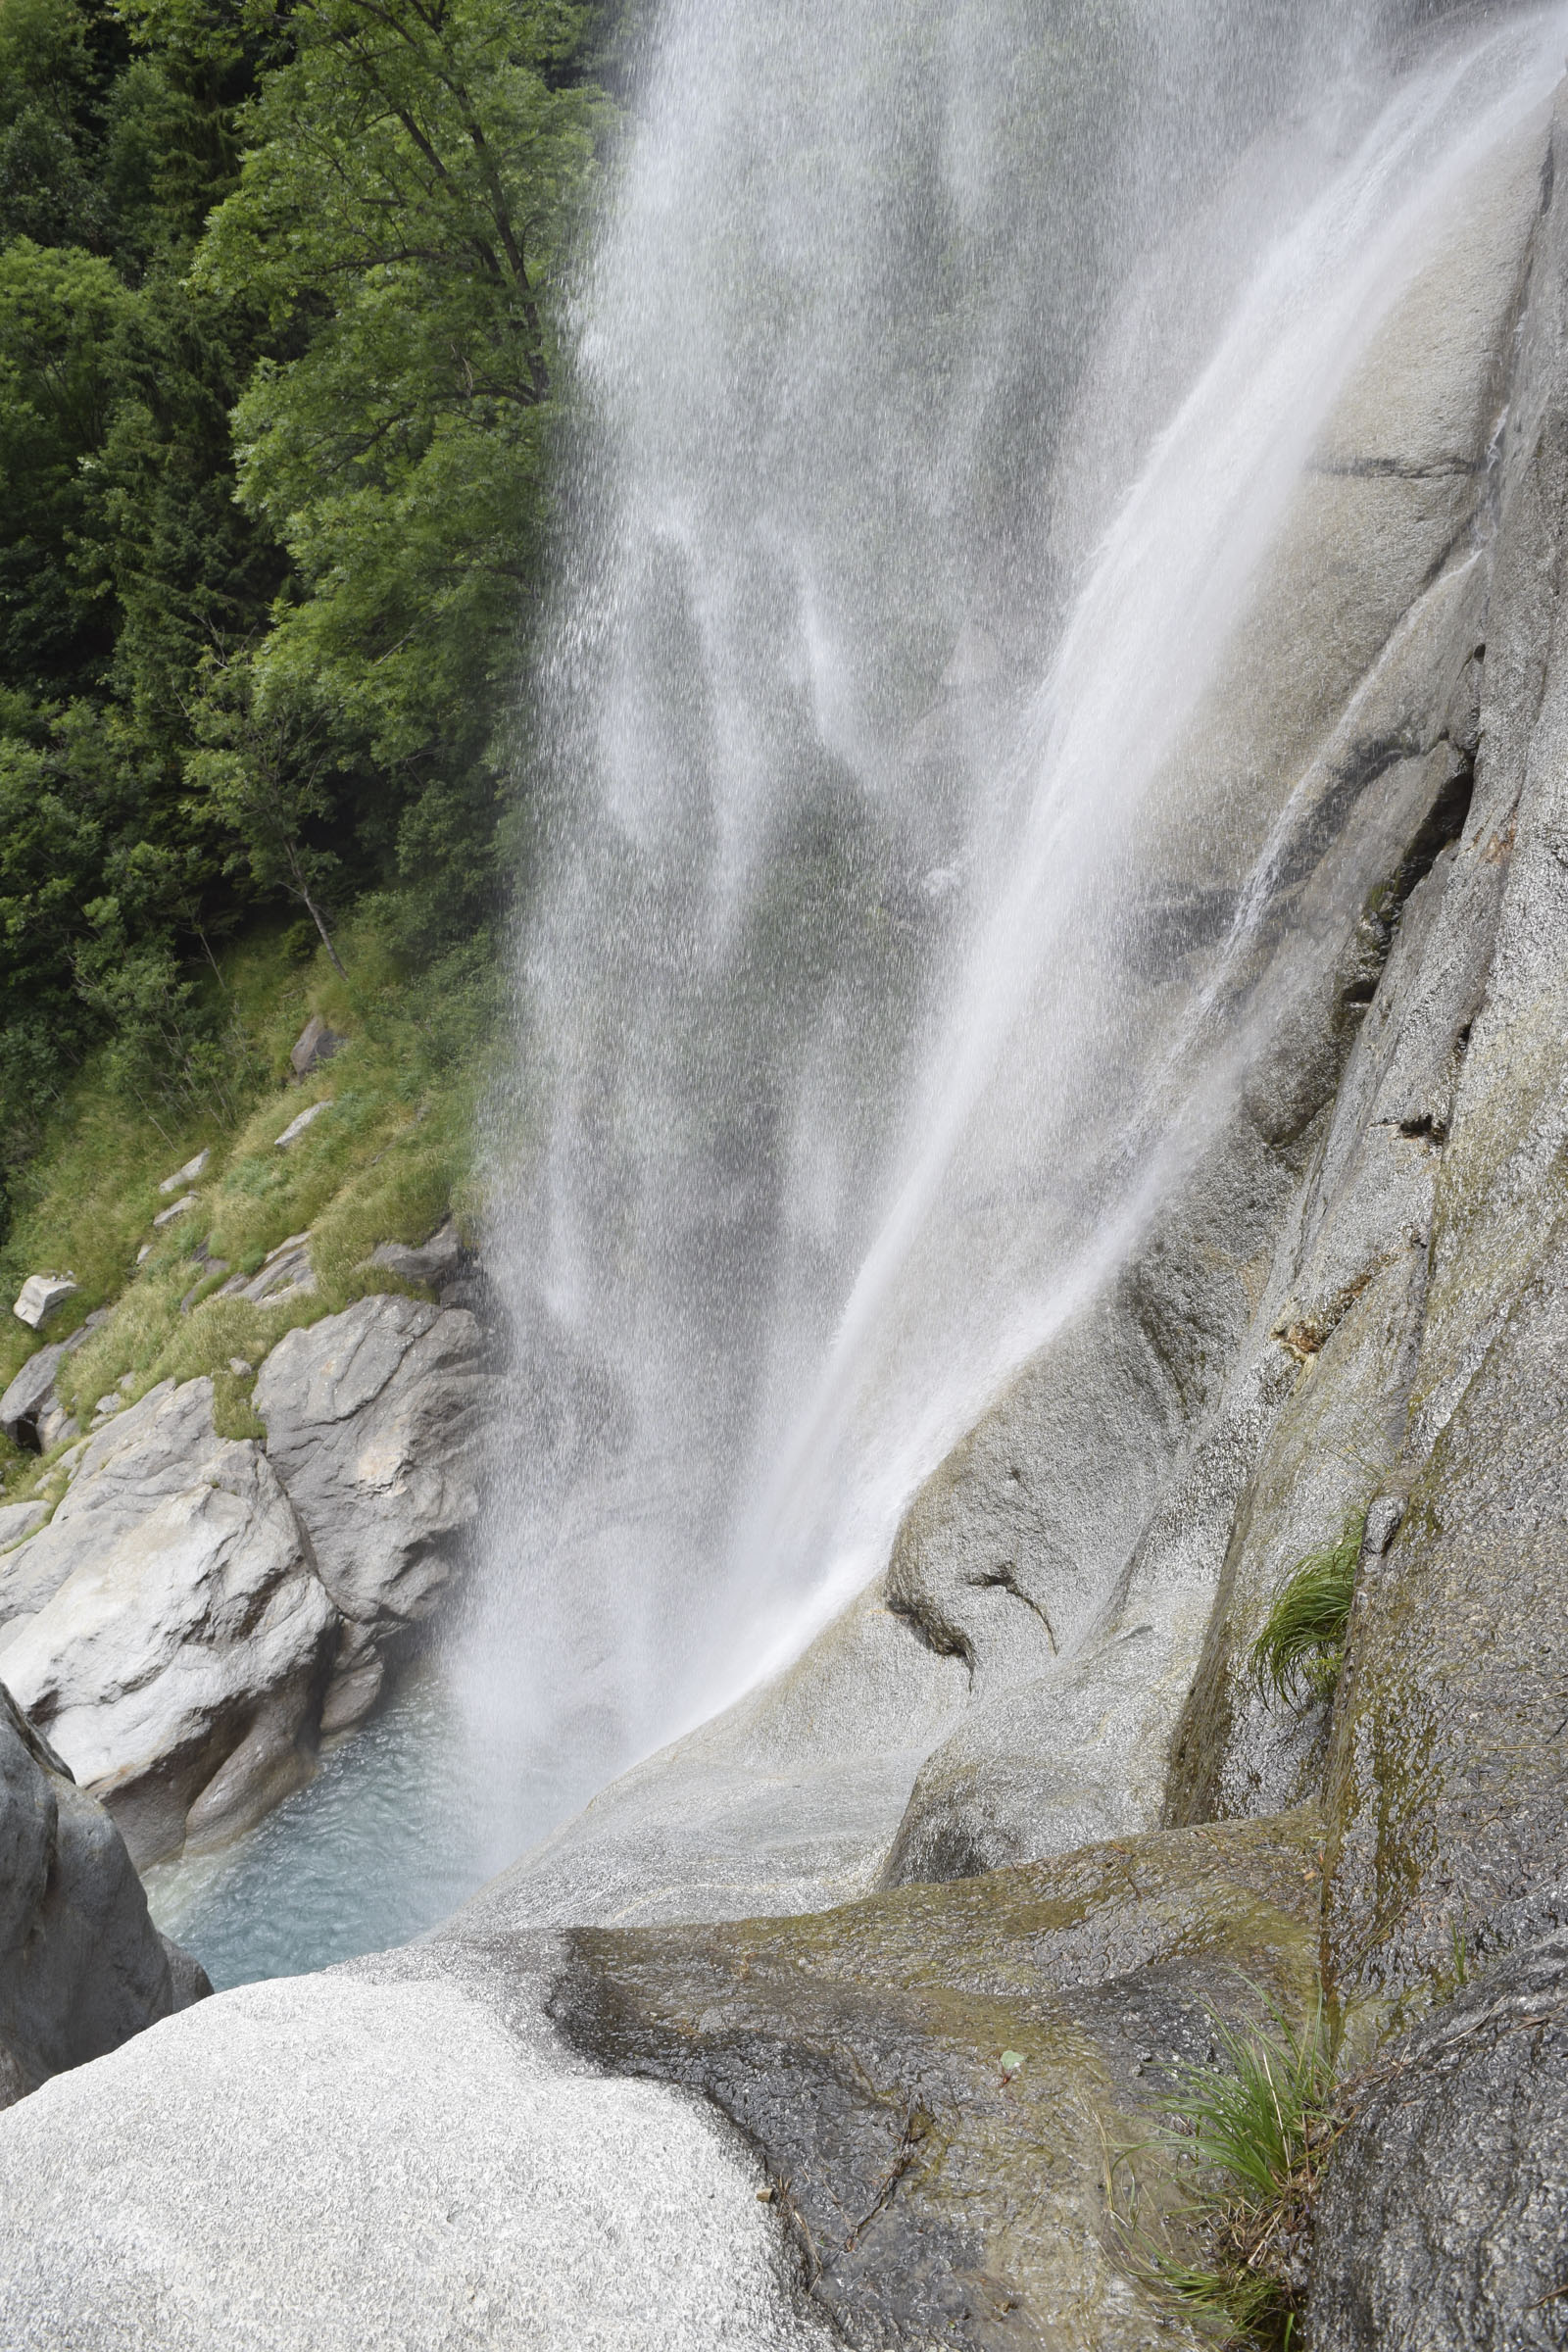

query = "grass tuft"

[
  {"left": 1150, "top": 1989, "right": 1340, "bottom": 2346},
  {"left": 1250, "top": 1508, "right": 1366, "bottom": 1710}
]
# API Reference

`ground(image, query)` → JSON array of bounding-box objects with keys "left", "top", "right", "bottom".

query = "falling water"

[
  {"left": 153, "top": 0, "right": 1567, "bottom": 1981},
  {"left": 466, "top": 0, "right": 1568, "bottom": 1843}
]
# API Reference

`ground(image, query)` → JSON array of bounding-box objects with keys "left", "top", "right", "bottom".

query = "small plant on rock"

[
  {"left": 1250, "top": 1507, "right": 1367, "bottom": 1709},
  {"left": 1153, "top": 1990, "right": 1341, "bottom": 2346}
]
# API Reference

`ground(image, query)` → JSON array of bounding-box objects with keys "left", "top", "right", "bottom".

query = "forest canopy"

[{"left": 0, "top": 0, "right": 611, "bottom": 1226}]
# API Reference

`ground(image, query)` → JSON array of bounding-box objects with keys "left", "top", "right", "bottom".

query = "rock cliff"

[
  {"left": 0, "top": 1681, "right": 209, "bottom": 2106},
  {"left": 0, "top": 1253, "right": 490, "bottom": 1866},
  {"left": 2, "top": 69, "right": 1568, "bottom": 2352}
]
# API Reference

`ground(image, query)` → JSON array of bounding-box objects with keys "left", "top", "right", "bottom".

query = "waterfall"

[{"left": 465, "top": 0, "right": 1568, "bottom": 1871}]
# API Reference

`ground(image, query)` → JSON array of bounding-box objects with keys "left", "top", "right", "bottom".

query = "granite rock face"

[
  {"left": 7, "top": 56, "right": 1568, "bottom": 2352},
  {"left": 0, "top": 1680, "right": 208, "bottom": 2106},
  {"left": 0, "top": 1307, "right": 108, "bottom": 1452},
  {"left": 0, "top": 1381, "right": 336, "bottom": 1865},
  {"left": 1309, "top": 1933, "right": 1568, "bottom": 2352},
  {"left": 554, "top": 1813, "right": 1321, "bottom": 2352},
  {"left": 0, "top": 1287, "right": 490, "bottom": 1860},
  {"left": 256, "top": 1295, "right": 490, "bottom": 1732},
  {"left": 0, "top": 1953, "right": 831, "bottom": 2352}
]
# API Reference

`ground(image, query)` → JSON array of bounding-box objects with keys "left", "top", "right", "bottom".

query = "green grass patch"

[
  {"left": 1250, "top": 1508, "right": 1366, "bottom": 1711},
  {"left": 2, "top": 914, "right": 505, "bottom": 1490},
  {"left": 1148, "top": 1990, "right": 1340, "bottom": 2347}
]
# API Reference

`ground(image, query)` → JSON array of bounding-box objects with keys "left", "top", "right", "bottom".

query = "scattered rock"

[
  {"left": 12, "top": 1276, "right": 78, "bottom": 1333},
  {"left": 34, "top": 1405, "right": 76, "bottom": 1454},
  {"left": 274, "top": 1100, "right": 331, "bottom": 1150},
  {"left": 179, "top": 1256, "right": 230, "bottom": 1313},
  {"left": 227, "top": 1358, "right": 253, "bottom": 1378},
  {"left": 89, "top": 1396, "right": 122, "bottom": 1429},
  {"left": 134, "top": 1244, "right": 151, "bottom": 1266},
  {"left": 1309, "top": 1932, "right": 1568, "bottom": 2350},
  {"left": 256, "top": 1296, "right": 489, "bottom": 1729},
  {"left": 0, "top": 1346, "right": 70, "bottom": 1449},
  {"left": 289, "top": 1014, "right": 343, "bottom": 1078},
  {"left": 369, "top": 1218, "right": 466, "bottom": 1291},
  {"left": 0, "top": 1323, "right": 109, "bottom": 1455},
  {"left": 158, "top": 1151, "right": 209, "bottom": 1197},
  {"left": 0, "top": 1677, "right": 209, "bottom": 2105},
  {"left": 151, "top": 1193, "right": 197, "bottom": 1230},
  {"left": 0, "top": 1378, "right": 337, "bottom": 1866},
  {"left": 218, "top": 1232, "right": 317, "bottom": 1308}
]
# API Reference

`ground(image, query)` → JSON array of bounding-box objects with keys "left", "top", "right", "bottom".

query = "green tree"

[
  {"left": 185, "top": 652, "right": 349, "bottom": 973},
  {"left": 194, "top": 0, "right": 608, "bottom": 924},
  {"left": 0, "top": 237, "right": 134, "bottom": 695}
]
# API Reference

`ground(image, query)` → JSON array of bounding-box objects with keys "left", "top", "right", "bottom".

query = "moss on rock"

[{"left": 552, "top": 1810, "right": 1325, "bottom": 2350}]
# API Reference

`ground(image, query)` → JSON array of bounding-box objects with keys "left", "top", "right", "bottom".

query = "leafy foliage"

[
  {"left": 1250, "top": 1508, "right": 1366, "bottom": 1710},
  {"left": 0, "top": 0, "right": 611, "bottom": 1241}
]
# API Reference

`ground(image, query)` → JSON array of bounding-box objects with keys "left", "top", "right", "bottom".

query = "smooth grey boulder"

[
  {"left": 257, "top": 1295, "right": 489, "bottom": 1731},
  {"left": 11, "top": 1275, "right": 78, "bottom": 1332},
  {"left": 273, "top": 1099, "right": 330, "bottom": 1149},
  {"left": 368, "top": 1217, "right": 466, "bottom": 1291},
  {"left": 288, "top": 1014, "right": 342, "bottom": 1077},
  {"left": 213, "top": 1229, "right": 317, "bottom": 1307},
  {"left": 0, "top": 1377, "right": 261, "bottom": 1631},
  {"left": 0, "top": 1307, "right": 109, "bottom": 1452},
  {"left": 0, "top": 1954, "right": 828, "bottom": 2352},
  {"left": 0, "top": 1379, "right": 336, "bottom": 1865},
  {"left": 157, "top": 1149, "right": 209, "bottom": 1195},
  {"left": 0, "top": 1343, "right": 70, "bottom": 1449},
  {"left": 0, "top": 1679, "right": 209, "bottom": 2106},
  {"left": 230, "top": 1230, "right": 317, "bottom": 1306},
  {"left": 1309, "top": 1934, "right": 1568, "bottom": 2351},
  {"left": 0, "top": 1500, "right": 46, "bottom": 1553}
]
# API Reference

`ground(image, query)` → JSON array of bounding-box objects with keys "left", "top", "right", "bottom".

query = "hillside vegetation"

[{"left": 0, "top": 0, "right": 613, "bottom": 1245}]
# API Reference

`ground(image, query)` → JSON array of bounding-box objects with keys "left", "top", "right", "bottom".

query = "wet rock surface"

[
  {"left": 1310, "top": 1933, "right": 1568, "bottom": 2351},
  {"left": 0, "top": 1680, "right": 208, "bottom": 2105},
  {"left": 553, "top": 1813, "right": 1322, "bottom": 2350},
  {"left": 5, "top": 63, "right": 1568, "bottom": 2352}
]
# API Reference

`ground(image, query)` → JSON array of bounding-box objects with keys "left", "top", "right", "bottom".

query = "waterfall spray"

[{"left": 466, "top": 0, "right": 1568, "bottom": 1871}]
